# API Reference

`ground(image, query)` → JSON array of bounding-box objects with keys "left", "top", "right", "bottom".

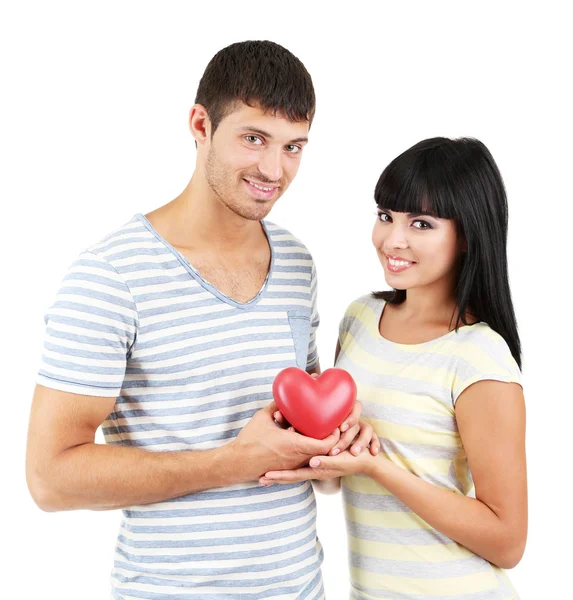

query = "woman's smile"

[{"left": 385, "top": 254, "right": 416, "bottom": 273}]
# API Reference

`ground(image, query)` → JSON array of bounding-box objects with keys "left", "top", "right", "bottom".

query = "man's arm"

[{"left": 26, "top": 384, "right": 340, "bottom": 512}]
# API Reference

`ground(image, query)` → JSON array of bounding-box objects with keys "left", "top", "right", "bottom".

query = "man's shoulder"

[
  {"left": 82, "top": 215, "right": 152, "bottom": 262},
  {"left": 263, "top": 220, "right": 313, "bottom": 259}
]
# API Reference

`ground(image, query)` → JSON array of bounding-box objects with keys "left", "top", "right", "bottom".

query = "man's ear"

[{"left": 189, "top": 104, "right": 211, "bottom": 146}]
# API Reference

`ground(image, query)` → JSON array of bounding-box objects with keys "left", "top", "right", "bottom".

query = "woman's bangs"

[{"left": 375, "top": 161, "right": 456, "bottom": 220}]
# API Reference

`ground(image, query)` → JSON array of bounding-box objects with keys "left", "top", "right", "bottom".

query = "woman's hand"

[
  {"left": 273, "top": 373, "right": 381, "bottom": 457},
  {"left": 259, "top": 447, "right": 376, "bottom": 486}
]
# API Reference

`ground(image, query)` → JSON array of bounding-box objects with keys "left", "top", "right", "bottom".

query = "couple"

[{"left": 26, "top": 40, "right": 527, "bottom": 599}]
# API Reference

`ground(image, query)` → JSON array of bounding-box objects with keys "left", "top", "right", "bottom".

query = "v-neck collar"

[{"left": 135, "top": 213, "right": 274, "bottom": 309}]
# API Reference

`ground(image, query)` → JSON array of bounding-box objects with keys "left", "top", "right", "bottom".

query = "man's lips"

[
  {"left": 243, "top": 178, "right": 280, "bottom": 200},
  {"left": 243, "top": 178, "right": 279, "bottom": 191}
]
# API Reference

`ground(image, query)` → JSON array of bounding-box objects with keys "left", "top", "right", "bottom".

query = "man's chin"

[{"left": 231, "top": 199, "right": 277, "bottom": 221}]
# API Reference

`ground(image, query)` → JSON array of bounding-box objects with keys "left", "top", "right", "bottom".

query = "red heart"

[{"left": 272, "top": 367, "right": 357, "bottom": 439}]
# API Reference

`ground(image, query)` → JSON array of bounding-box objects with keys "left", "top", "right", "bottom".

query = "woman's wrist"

[{"left": 359, "top": 452, "right": 381, "bottom": 478}]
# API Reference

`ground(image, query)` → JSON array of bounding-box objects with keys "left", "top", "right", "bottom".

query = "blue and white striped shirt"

[{"left": 37, "top": 213, "right": 325, "bottom": 600}]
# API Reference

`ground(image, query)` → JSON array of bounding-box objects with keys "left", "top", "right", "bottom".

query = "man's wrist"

[{"left": 218, "top": 439, "right": 258, "bottom": 485}]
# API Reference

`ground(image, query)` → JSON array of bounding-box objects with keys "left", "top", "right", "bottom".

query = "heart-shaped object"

[{"left": 272, "top": 367, "right": 357, "bottom": 439}]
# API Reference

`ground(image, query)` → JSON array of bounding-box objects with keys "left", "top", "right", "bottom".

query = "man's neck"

[{"left": 146, "top": 175, "right": 265, "bottom": 255}]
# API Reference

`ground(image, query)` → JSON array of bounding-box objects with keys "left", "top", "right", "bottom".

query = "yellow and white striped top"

[{"left": 336, "top": 294, "right": 522, "bottom": 600}]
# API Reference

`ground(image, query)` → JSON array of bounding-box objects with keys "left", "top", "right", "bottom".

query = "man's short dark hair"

[{"left": 195, "top": 40, "right": 315, "bottom": 133}]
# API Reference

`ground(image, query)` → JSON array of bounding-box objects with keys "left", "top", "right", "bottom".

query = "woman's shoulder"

[
  {"left": 454, "top": 321, "right": 514, "bottom": 358},
  {"left": 450, "top": 322, "right": 522, "bottom": 404},
  {"left": 338, "top": 293, "right": 384, "bottom": 341},
  {"left": 342, "top": 292, "right": 385, "bottom": 316}
]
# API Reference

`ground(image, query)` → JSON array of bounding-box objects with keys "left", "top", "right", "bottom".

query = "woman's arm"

[
  {"left": 367, "top": 379, "right": 527, "bottom": 568},
  {"left": 262, "top": 379, "right": 527, "bottom": 568}
]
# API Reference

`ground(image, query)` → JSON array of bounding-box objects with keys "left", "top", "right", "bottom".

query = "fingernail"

[
  {"left": 341, "top": 423, "right": 349, "bottom": 432},
  {"left": 310, "top": 458, "right": 321, "bottom": 467},
  {"left": 374, "top": 447, "right": 379, "bottom": 454},
  {"left": 353, "top": 445, "right": 361, "bottom": 454},
  {"left": 332, "top": 448, "right": 340, "bottom": 456}
]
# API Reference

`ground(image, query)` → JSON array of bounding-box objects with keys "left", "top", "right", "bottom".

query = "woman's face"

[{"left": 372, "top": 208, "right": 463, "bottom": 294}]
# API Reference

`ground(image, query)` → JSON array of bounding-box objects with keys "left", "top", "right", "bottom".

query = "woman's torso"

[{"left": 336, "top": 294, "right": 521, "bottom": 600}]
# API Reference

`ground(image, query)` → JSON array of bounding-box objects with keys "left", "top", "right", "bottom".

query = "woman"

[{"left": 261, "top": 137, "right": 527, "bottom": 599}]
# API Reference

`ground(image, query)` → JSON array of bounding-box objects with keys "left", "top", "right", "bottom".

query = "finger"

[
  {"left": 267, "top": 400, "right": 278, "bottom": 414},
  {"left": 329, "top": 423, "right": 360, "bottom": 455},
  {"left": 260, "top": 467, "right": 318, "bottom": 484},
  {"left": 296, "top": 427, "right": 340, "bottom": 457},
  {"left": 340, "top": 401, "right": 362, "bottom": 432},
  {"left": 350, "top": 422, "right": 374, "bottom": 456},
  {"left": 369, "top": 431, "right": 381, "bottom": 455},
  {"left": 273, "top": 410, "right": 287, "bottom": 425},
  {"left": 310, "top": 373, "right": 319, "bottom": 379},
  {"left": 319, "top": 428, "right": 341, "bottom": 451}
]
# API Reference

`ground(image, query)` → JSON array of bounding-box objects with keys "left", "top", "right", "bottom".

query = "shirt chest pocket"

[{"left": 287, "top": 312, "right": 311, "bottom": 370}]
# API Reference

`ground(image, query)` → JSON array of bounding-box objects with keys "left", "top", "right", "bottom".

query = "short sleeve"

[
  {"left": 36, "top": 251, "right": 138, "bottom": 397},
  {"left": 305, "top": 262, "right": 320, "bottom": 370},
  {"left": 338, "top": 294, "right": 373, "bottom": 349},
  {"left": 452, "top": 326, "right": 522, "bottom": 406}
]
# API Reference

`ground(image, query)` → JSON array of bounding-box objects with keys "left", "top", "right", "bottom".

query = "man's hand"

[
  {"left": 231, "top": 401, "right": 341, "bottom": 481},
  {"left": 259, "top": 447, "right": 376, "bottom": 486}
]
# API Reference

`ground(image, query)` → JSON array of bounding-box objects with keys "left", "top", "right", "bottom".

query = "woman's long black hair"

[{"left": 373, "top": 137, "right": 521, "bottom": 369}]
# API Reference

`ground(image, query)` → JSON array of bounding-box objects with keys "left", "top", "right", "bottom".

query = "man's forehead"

[{"left": 222, "top": 102, "right": 310, "bottom": 139}]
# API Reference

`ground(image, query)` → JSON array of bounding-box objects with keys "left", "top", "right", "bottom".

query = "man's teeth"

[
  {"left": 249, "top": 181, "right": 274, "bottom": 191},
  {"left": 389, "top": 258, "right": 412, "bottom": 267}
]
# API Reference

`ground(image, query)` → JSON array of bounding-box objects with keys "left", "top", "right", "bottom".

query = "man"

[{"left": 26, "top": 41, "right": 375, "bottom": 599}]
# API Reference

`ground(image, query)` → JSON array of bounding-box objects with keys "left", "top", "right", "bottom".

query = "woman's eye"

[
  {"left": 412, "top": 220, "right": 431, "bottom": 229},
  {"left": 246, "top": 136, "right": 263, "bottom": 145},
  {"left": 377, "top": 212, "right": 391, "bottom": 222}
]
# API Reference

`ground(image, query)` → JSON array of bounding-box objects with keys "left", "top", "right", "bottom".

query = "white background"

[{"left": 1, "top": 1, "right": 571, "bottom": 598}]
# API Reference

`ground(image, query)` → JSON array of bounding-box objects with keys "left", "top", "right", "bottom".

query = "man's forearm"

[{"left": 30, "top": 441, "right": 246, "bottom": 512}]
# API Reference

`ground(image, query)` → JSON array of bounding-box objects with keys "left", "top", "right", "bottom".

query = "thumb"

[{"left": 309, "top": 455, "right": 335, "bottom": 469}]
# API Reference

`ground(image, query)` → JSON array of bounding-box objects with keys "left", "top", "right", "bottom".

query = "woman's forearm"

[{"left": 367, "top": 459, "right": 526, "bottom": 569}]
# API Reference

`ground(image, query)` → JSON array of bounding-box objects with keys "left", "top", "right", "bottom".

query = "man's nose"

[{"left": 257, "top": 147, "right": 283, "bottom": 182}]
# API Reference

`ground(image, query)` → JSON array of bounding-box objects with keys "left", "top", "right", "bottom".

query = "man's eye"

[
  {"left": 246, "top": 136, "right": 263, "bottom": 145},
  {"left": 286, "top": 145, "right": 301, "bottom": 154}
]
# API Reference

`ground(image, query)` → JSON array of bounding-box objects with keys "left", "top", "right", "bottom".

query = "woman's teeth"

[{"left": 388, "top": 258, "right": 412, "bottom": 267}]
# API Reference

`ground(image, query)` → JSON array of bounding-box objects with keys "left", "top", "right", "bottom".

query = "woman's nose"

[{"left": 386, "top": 224, "right": 409, "bottom": 249}]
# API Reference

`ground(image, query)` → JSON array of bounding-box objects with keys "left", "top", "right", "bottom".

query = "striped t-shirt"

[
  {"left": 335, "top": 294, "right": 522, "bottom": 600},
  {"left": 36, "top": 213, "right": 325, "bottom": 600}
]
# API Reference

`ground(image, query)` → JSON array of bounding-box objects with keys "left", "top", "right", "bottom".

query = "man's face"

[{"left": 203, "top": 103, "right": 309, "bottom": 221}]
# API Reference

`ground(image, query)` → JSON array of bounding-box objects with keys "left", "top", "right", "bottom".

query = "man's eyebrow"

[{"left": 237, "top": 126, "right": 308, "bottom": 144}]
